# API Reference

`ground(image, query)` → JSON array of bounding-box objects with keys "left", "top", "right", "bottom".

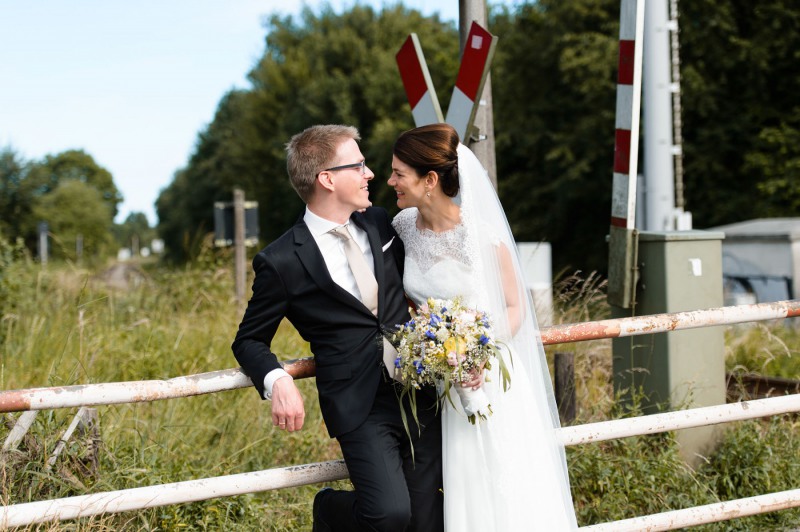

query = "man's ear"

[{"left": 317, "top": 171, "right": 336, "bottom": 193}]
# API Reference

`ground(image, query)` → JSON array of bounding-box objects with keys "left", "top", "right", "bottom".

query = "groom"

[{"left": 232, "top": 125, "right": 443, "bottom": 531}]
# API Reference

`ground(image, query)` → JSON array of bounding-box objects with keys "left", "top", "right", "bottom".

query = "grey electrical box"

[{"left": 611, "top": 230, "right": 726, "bottom": 464}]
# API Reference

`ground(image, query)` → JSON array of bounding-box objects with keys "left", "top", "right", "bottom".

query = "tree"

[
  {"left": 156, "top": 6, "right": 459, "bottom": 262},
  {"left": 492, "top": 0, "right": 800, "bottom": 272},
  {"left": 113, "top": 211, "right": 155, "bottom": 252},
  {"left": 680, "top": 0, "right": 800, "bottom": 227},
  {"left": 25, "top": 149, "right": 123, "bottom": 218},
  {"left": 0, "top": 147, "right": 30, "bottom": 242},
  {"left": 154, "top": 2, "right": 800, "bottom": 272},
  {"left": 492, "top": 0, "right": 620, "bottom": 272},
  {"left": 0, "top": 149, "right": 123, "bottom": 256},
  {"left": 32, "top": 180, "right": 114, "bottom": 261}
]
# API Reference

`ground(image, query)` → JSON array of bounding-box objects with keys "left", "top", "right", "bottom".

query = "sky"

[{"left": 0, "top": 1, "right": 464, "bottom": 226}]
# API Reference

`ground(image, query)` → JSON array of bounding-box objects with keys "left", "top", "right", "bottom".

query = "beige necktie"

[
  {"left": 331, "top": 225, "right": 378, "bottom": 314},
  {"left": 331, "top": 225, "right": 399, "bottom": 379}
]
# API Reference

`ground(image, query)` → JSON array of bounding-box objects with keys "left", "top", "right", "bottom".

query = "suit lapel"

[
  {"left": 292, "top": 220, "right": 372, "bottom": 316},
  {"left": 351, "top": 212, "right": 386, "bottom": 316}
]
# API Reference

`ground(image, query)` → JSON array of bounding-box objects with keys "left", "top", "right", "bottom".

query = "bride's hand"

[{"left": 461, "top": 368, "right": 484, "bottom": 390}]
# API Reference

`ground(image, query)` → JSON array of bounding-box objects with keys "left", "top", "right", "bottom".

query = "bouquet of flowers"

[{"left": 389, "top": 297, "right": 510, "bottom": 424}]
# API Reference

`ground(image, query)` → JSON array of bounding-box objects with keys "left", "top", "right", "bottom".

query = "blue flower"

[
  {"left": 413, "top": 360, "right": 424, "bottom": 374},
  {"left": 430, "top": 314, "right": 442, "bottom": 326},
  {"left": 425, "top": 329, "right": 437, "bottom": 340},
  {"left": 404, "top": 320, "right": 415, "bottom": 330},
  {"left": 440, "top": 307, "right": 448, "bottom": 314},
  {"left": 479, "top": 335, "right": 490, "bottom": 345},
  {"left": 394, "top": 357, "right": 401, "bottom": 368}
]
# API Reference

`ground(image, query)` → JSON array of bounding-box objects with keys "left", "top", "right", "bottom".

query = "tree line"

[
  {"left": 156, "top": 1, "right": 800, "bottom": 272},
  {"left": 0, "top": 148, "right": 153, "bottom": 262},
  {"left": 2, "top": 1, "right": 798, "bottom": 273}
]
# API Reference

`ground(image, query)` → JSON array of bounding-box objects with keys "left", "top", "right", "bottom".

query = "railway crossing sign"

[
  {"left": 396, "top": 33, "right": 443, "bottom": 127},
  {"left": 396, "top": 21, "right": 497, "bottom": 142}
]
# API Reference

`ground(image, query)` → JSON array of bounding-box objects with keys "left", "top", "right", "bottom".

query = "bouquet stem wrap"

[{"left": 453, "top": 384, "right": 492, "bottom": 424}]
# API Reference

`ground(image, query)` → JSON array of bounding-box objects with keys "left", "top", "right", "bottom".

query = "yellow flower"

[{"left": 443, "top": 336, "right": 467, "bottom": 355}]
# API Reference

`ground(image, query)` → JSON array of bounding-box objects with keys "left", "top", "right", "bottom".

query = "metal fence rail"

[
  {"left": 0, "top": 461, "right": 349, "bottom": 528},
  {"left": 582, "top": 488, "right": 800, "bottom": 532}
]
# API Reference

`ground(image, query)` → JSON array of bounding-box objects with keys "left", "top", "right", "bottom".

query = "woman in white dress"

[{"left": 388, "top": 123, "right": 578, "bottom": 531}]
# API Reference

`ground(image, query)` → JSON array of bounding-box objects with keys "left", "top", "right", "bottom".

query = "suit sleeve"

[{"left": 231, "top": 251, "right": 288, "bottom": 399}]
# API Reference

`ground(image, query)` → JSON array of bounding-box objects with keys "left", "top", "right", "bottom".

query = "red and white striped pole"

[
  {"left": 396, "top": 34, "right": 444, "bottom": 127},
  {"left": 611, "top": 0, "right": 644, "bottom": 230},
  {"left": 607, "top": 0, "right": 645, "bottom": 308},
  {"left": 444, "top": 21, "right": 497, "bottom": 142}
]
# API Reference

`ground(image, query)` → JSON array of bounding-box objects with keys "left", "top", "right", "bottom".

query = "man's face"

[{"left": 327, "top": 138, "right": 374, "bottom": 212}]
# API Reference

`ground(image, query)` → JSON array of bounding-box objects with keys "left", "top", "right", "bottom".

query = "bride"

[{"left": 388, "top": 124, "right": 578, "bottom": 530}]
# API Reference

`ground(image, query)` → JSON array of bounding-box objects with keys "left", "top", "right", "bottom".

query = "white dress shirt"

[{"left": 263, "top": 207, "right": 376, "bottom": 398}]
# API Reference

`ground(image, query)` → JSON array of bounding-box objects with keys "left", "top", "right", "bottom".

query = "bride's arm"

[
  {"left": 461, "top": 242, "right": 523, "bottom": 390},
  {"left": 497, "top": 242, "right": 523, "bottom": 336}
]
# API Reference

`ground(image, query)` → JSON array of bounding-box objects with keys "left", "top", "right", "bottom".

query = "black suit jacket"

[{"left": 232, "top": 207, "right": 410, "bottom": 437}]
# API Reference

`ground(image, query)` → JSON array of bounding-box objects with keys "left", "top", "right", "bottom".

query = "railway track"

[{"left": 727, "top": 372, "right": 800, "bottom": 401}]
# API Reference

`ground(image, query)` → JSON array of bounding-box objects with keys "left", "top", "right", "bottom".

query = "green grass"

[
  {"left": 726, "top": 322, "right": 800, "bottom": 378},
  {"left": 1, "top": 247, "right": 800, "bottom": 530},
  {"left": 1, "top": 249, "right": 348, "bottom": 530}
]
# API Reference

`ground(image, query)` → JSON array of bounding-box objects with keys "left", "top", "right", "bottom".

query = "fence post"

[
  {"left": 2, "top": 411, "right": 38, "bottom": 452},
  {"left": 555, "top": 352, "right": 576, "bottom": 424},
  {"left": 46, "top": 407, "right": 99, "bottom": 472},
  {"left": 233, "top": 188, "right": 246, "bottom": 305}
]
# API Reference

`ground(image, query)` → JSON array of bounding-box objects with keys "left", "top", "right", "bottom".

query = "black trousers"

[{"left": 318, "top": 376, "right": 443, "bottom": 532}]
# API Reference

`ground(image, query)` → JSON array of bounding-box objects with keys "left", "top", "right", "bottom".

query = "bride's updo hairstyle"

[{"left": 393, "top": 123, "right": 460, "bottom": 197}]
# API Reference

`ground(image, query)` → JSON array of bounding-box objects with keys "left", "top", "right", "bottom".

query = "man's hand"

[{"left": 271, "top": 376, "right": 305, "bottom": 432}]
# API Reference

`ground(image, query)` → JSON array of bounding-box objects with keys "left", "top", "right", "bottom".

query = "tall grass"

[
  {"left": 1, "top": 247, "right": 347, "bottom": 530},
  {"left": 726, "top": 321, "right": 800, "bottom": 378},
  {"left": 1, "top": 248, "right": 800, "bottom": 530}
]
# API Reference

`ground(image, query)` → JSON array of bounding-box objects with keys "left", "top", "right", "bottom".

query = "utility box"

[
  {"left": 517, "top": 242, "right": 554, "bottom": 327},
  {"left": 612, "top": 230, "right": 726, "bottom": 465}
]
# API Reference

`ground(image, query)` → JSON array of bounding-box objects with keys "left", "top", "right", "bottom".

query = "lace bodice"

[{"left": 392, "top": 208, "right": 483, "bottom": 308}]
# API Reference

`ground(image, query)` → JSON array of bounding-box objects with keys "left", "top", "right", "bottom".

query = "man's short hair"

[{"left": 286, "top": 125, "right": 360, "bottom": 203}]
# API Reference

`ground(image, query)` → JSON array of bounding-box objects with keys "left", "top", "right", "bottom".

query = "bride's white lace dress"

[{"left": 393, "top": 203, "right": 577, "bottom": 531}]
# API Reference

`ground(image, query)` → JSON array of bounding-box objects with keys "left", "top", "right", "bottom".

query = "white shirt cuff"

[{"left": 263, "top": 368, "right": 291, "bottom": 400}]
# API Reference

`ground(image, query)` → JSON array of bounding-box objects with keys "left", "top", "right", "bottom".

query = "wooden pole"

[
  {"left": 38, "top": 222, "right": 48, "bottom": 266},
  {"left": 75, "top": 234, "right": 83, "bottom": 264},
  {"left": 554, "top": 352, "right": 576, "bottom": 424},
  {"left": 459, "top": 0, "right": 497, "bottom": 189},
  {"left": 233, "top": 188, "right": 246, "bottom": 305}
]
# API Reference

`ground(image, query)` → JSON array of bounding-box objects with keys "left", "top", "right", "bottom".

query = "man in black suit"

[{"left": 232, "top": 125, "right": 443, "bottom": 531}]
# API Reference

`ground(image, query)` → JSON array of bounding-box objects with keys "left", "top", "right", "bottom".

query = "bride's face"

[{"left": 388, "top": 155, "right": 427, "bottom": 209}]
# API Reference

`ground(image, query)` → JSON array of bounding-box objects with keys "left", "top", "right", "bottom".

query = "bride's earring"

[{"left": 426, "top": 190, "right": 431, "bottom": 197}]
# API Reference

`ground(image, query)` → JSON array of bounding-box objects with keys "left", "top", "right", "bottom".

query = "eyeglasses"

[{"left": 321, "top": 160, "right": 366, "bottom": 176}]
